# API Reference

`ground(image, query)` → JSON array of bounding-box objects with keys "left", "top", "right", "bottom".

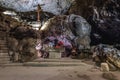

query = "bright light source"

[
  {"left": 32, "top": 27, "right": 39, "bottom": 30},
  {"left": 40, "top": 21, "right": 49, "bottom": 30},
  {"left": 32, "top": 23, "right": 41, "bottom": 27},
  {"left": 28, "top": 21, "right": 41, "bottom": 30},
  {"left": 3, "top": 11, "right": 17, "bottom": 16}
]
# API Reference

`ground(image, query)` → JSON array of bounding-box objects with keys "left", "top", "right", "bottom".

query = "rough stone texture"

[
  {"left": 102, "top": 72, "right": 117, "bottom": 80},
  {"left": 17, "top": 11, "right": 55, "bottom": 22},
  {"left": 107, "top": 61, "right": 117, "bottom": 71},
  {"left": 0, "top": 31, "right": 10, "bottom": 64},
  {"left": 0, "top": 13, "right": 40, "bottom": 62},
  {"left": 7, "top": 37, "right": 37, "bottom": 62},
  {"left": 68, "top": 0, "right": 93, "bottom": 18},
  {"left": 0, "top": 0, "right": 120, "bottom": 45},
  {"left": 67, "top": 14, "right": 91, "bottom": 49},
  {"left": 100, "top": 63, "right": 109, "bottom": 72},
  {"left": 69, "top": 0, "right": 120, "bottom": 45},
  {"left": 0, "top": 0, "right": 73, "bottom": 15},
  {"left": 92, "top": 44, "right": 120, "bottom": 70},
  {"left": 19, "top": 38, "right": 37, "bottom": 62},
  {"left": 0, "top": 12, "right": 20, "bottom": 31},
  {"left": 41, "top": 14, "right": 91, "bottom": 49}
]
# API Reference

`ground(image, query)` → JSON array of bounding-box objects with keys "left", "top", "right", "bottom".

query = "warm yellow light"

[
  {"left": 3, "top": 11, "right": 17, "bottom": 16},
  {"left": 28, "top": 21, "right": 41, "bottom": 30},
  {"left": 40, "top": 21, "right": 49, "bottom": 30}
]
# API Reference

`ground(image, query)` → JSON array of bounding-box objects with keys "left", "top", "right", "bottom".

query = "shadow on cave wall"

[{"left": 68, "top": 0, "right": 120, "bottom": 45}]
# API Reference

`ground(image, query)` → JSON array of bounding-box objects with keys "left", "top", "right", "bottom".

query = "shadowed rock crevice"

[{"left": 69, "top": 0, "right": 120, "bottom": 45}]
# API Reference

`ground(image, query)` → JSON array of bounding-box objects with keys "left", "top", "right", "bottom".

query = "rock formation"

[
  {"left": 0, "top": 13, "right": 40, "bottom": 62},
  {"left": 92, "top": 44, "right": 120, "bottom": 70},
  {"left": 1, "top": 0, "right": 120, "bottom": 63},
  {"left": 0, "top": 0, "right": 73, "bottom": 15},
  {"left": 69, "top": 0, "right": 120, "bottom": 45},
  {"left": 40, "top": 14, "right": 91, "bottom": 50},
  {"left": 0, "top": 0, "right": 120, "bottom": 45}
]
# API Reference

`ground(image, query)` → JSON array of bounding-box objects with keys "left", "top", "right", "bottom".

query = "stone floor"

[{"left": 0, "top": 59, "right": 120, "bottom": 80}]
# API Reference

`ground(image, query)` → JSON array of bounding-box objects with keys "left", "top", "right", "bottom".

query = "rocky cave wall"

[
  {"left": 0, "top": 13, "right": 41, "bottom": 61},
  {"left": 0, "top": 0, "right": 120, "bottom": 61},
  {"left": 69, "top": 0, "right": 120, "bottom": 45},
  {"left": 1, "top": 0, "right": 119, "bottom": 45}
]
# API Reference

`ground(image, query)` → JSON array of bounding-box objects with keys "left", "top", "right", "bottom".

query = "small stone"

[{"left": 100, "top": 63, "right": 109, "bottom": 72}]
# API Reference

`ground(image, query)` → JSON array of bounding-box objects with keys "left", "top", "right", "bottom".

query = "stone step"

[
  {"left": 0, "top": 27, "right": 5, "bottom": 30},
  {"left": 0, "top": 28, "right": 6, "bottom": 34},
  {"left": 0, "top": 56, "right": 10, "bottom": 58},
  {"left": 0, "top": 39, "right": 7, "bottom": 42},
  {"left": 0, "top": 34, "right": 6, "bottom": 37},
  {"left": 22, "top": 58, "right": 94, "bottom": 67},
  {"left": 0, "top": 57, "right": 10, "bottom": 62},
  {"left": 0, "top": 46, "right": 8, "bottom": 49},
  {"left": 0, "top": 55, "right": 10, "bottom": 57},
  {"left": 0, "top": 60, "right": 11, "bottom": 64},
  {"left": 0, "top": 44, "right": 7, "bottom": 46},
  {"left": 0, "top": 63, "right": 23, "bottom": 66},
  {"left": 0, "top": 39, "right": 7, "bottom": 44},
  {"left": 0, "top": 37, "right": 6, "bottom": 40},
  {"left": 0, "top": 61, "right": 11, "bottom": 64},
  {"left": 0, "top": 49, "right": 8, "bottom": 52},
  {"left": 0, "top": 43, "right": 7, "bottom": 45},
  {"left": 0, "top": 31, "right": 10, "bottom": 65},
  {"left": 33, "top": 58, "right": 81, "bottom": 62},
  {"left": 0, "top": 53, "right": 9, "bottom": 56},
  {"left": 0, "top": 59, "right": 10, "bottom": 61},
  {"left": 0, "top": 46, "right": 8, "bottom": 50},
  {"left": 0, "top": 42, "right": 7, "bottom": 45},
  {"left": 0, "top": 44, "right": 8, "bottom": 48},
  {"left": 0, "top": 53, "right": 11, "bottom": 64},
  {"left": 23, "top": 59, "right": 89, "bottom": 67},
  {"left": 0, "top": 37, "right": 6, "bottom": 39},
  {"left": 0, "top": 33, "right": 7, "bottom": 40},
  {"left": 0, "top": 50, "right": 9, "bottom": 53},
  {"left": 23, "top": 62, "right": 82, "bottom": 67}
]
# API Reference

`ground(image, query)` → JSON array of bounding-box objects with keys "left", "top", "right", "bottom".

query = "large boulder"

[
  {"left": 40, "top": 14, "right": 91, "bottom": 49},
  {"left": 18, "top": 38, "right": 37, "bottom": 62},
  {"left": 67, "top": 14, "right": 91, "bottom": 49},
  {"left": 0, "top": 12, "right": 41, "bottom": 62}
]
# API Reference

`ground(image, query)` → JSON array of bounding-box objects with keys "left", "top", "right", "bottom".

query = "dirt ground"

[{"left": 0, "top": 60, "right": 120, "bottom": 80}]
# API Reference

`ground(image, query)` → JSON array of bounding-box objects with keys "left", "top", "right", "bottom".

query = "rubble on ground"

[{"left": 92, "top": 44, "right": 120, "bottom": 70}]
